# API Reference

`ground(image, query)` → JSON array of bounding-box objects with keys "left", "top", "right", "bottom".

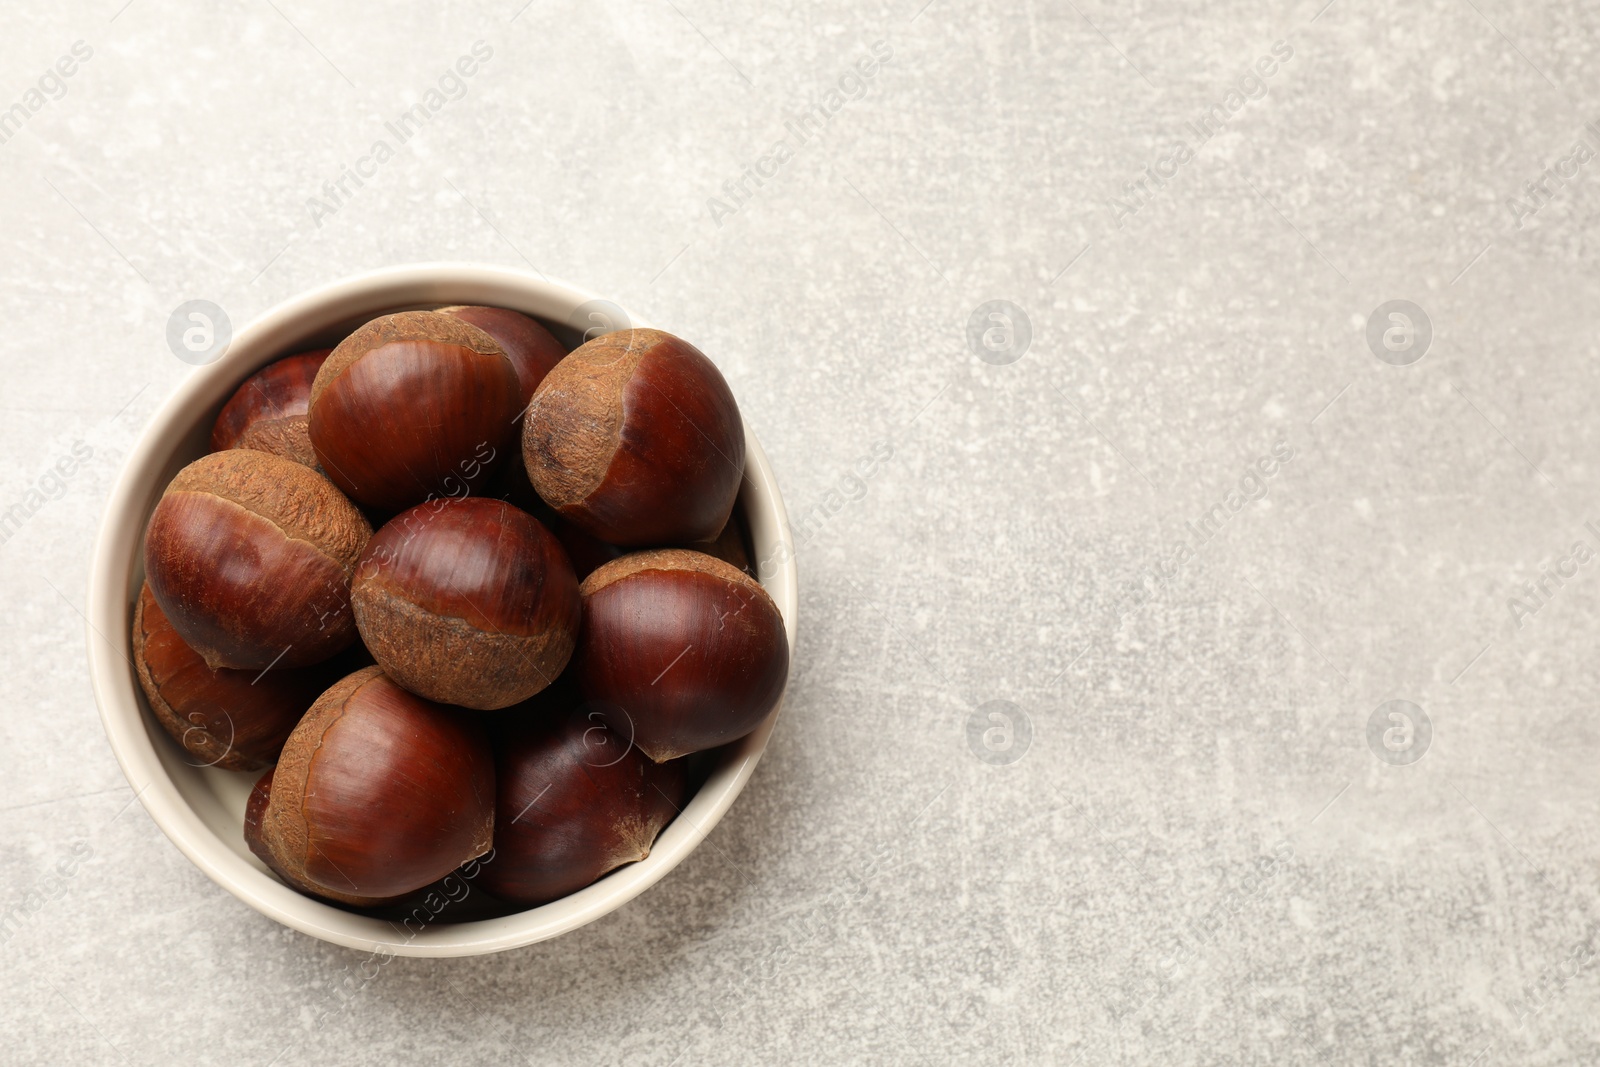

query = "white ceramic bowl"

[{"left": 86, "top": 264, "right": 796, "bottom": 957}]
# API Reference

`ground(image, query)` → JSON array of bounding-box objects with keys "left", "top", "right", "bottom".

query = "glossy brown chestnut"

[
  {"left": 209, "top": 349, "right": 331, "bottom": 469},
  {"left": 143, "top": 449, "right": 371, "bottom": 670},
  {"left": 351, "top": 497, "right": 580, "bottom": 710},
  {"left": 132, "top": 583, "right": 336, "bottom": 771},
  {"left": 244, "top": 767, "right": 396, "bottom": 907},
  {"left": 522, "top": 328, "right": 745, "bottom": 546},
  {"left": 437, "top": 305, "right": 566, "bottom": 419},
  {"left": 249, "top": 769, "right": 502, "bottom": 917},
  {"left": 308, "top": 310, "right": 520, "bottom": 512},
  {"left": 575, "top": 548, "right": 788, "bottom": 762},
  {"left": 480, "top": 702, "right": 688, "bottom": 905},
  {"left": 254, "top": 667, "right": 496, "bottom": 902}
]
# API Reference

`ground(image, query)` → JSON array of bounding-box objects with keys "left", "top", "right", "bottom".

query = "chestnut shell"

[
  {"left": 575, "top": 548, "right": 788, "bottom": 762},
  {"left": 209, "top": 349, "right": 331, "bottom": 469},
  {"left": 244, "top": 767, "right": 396, "bottom": 907},
  {"left": 308, "top": 311, "right": 520, "bottom": 512},
  {"left": 351, "top": 497, "right": 581, "bottom": 710},
  {"left": 256, "top": 667, "right": 496, "bottom": 901},
  {"left": 521, "top": 329, "right": 745, "bottom": 546},
  {"left": 480, "top": 702, "right": 689, "bottom": 906},
  {"left": 142, "top": 450, "right": 371, "bottom": 670}
]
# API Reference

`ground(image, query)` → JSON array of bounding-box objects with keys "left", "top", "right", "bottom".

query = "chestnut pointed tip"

[{"left": 635, "top": 739, "right": 690, "bottom": 764}]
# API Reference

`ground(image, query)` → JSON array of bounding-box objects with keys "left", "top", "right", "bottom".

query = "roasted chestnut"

[
  {"left": 253, "top": 667, "right": 496, "bottom": 902},
  {"left": 480, "top": 701, "right": 688, "bottom": 905},
  {"left": 522, "top": 329, "right": 745, "bottom": 546},
  {"left": 308, "top": 310, "right": 520, "bottom": 512},
  {"left": 351, "top": 497, "right": 581, "bottom": 710},
  {"left": 209, "top": 349, "right": 331, "bottom": 469},
  {"left": 575, "top": 548, "right": 788, "bottom": 762},
  {"left": 143, "top": 449, "right": 371, "bottom": 670}
]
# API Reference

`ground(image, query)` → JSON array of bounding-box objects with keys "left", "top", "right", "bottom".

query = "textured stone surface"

[{"left": 4, "top": 0, "right": 1600, "bottom": 1063}]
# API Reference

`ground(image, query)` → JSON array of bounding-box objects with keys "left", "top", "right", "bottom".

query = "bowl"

[{"left": 86, "top": 264, "right": 797, "bottom": 957}]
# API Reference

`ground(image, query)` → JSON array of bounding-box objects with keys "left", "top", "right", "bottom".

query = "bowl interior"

[{"left": 87, "top": 264, "right": 796, "bottom": 957}]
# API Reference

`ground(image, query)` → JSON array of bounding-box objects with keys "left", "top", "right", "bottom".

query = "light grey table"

[{"left": 3, "top": 0, "right": 1597, "bottom": 1063}]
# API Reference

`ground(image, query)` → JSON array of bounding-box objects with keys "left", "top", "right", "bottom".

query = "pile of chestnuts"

[{"left": 134, "top": 305, "right": 789, "bottom": 912}]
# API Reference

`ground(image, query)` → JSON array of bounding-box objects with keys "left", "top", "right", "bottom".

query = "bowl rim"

[{"left": 86, "top": 263, "right": 797, "bottom": 957}]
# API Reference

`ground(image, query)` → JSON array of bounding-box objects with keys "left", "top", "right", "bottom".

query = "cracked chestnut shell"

[
  {"left": 437, "top": 305, "right": 566, "bottom": 420},
  {"left": 480, "top": 702, "right": 689, "bottom": 905},
  {"left": 308, "top": 310, "right": 520, "bottom": 512},
  {"left": 209, "top": 349, "right": 331, "bottom": 469},
  {"left": 132, "top": 582, "right": 336, "bottom": 771},
  {"left": 142, "top": 449, "right": 371, "bottom": 670},
  {"left": 575, "top": 548, "right": 788, "bottom": 762},
  {"left": 254, "top": 667, "right": 496, "bottom": 902},
  {"left": 351, "top": 497, "right": 580, "bottom": 710},
  {"left": 522, "top": 328, "right": 744, "bottom": 546}
]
